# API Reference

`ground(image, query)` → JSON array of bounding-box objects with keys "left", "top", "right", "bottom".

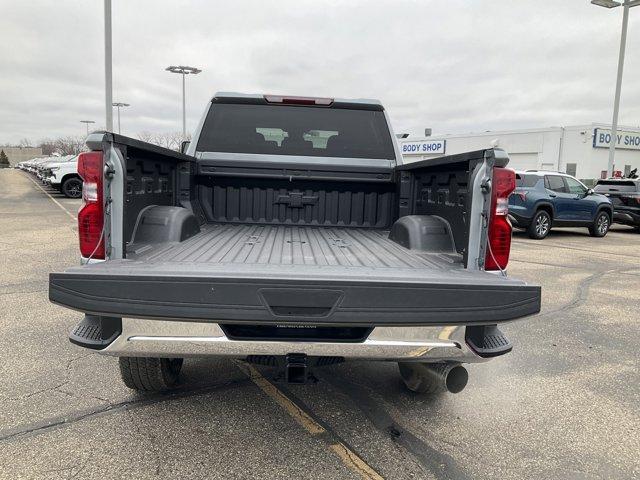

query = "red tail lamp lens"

[{"left": 77, "top": 151, "right": 105, "bottom": 259}]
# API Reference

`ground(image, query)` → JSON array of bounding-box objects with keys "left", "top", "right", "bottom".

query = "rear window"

[
  {"left": 196, "top": 103, "right": 396, "bottom": 159},
  {"left": 594, "top": 180, "right": 638, "bottom": 193},
  {"left": 515, "top": 174, "right": 539, "bottom": 187}
]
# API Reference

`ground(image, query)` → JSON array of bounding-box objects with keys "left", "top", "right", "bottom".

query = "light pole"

[
  {"left": 591, "top": 0, "right": 640, "bottom": 177},
  {"left": 104, "top": 0, "right": 113, "bottom": 132},
  {"left": 165, "top": 65, "right": 202, "bottom": 139},
  {"left": 80, "top": 120, "right": 96, "bottom": 136},
  {"left": 112, "top": 102, "right": 130, "bottom": 134}
]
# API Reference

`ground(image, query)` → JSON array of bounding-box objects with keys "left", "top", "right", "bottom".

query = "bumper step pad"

[
  {"left": 465, "top": 325, "right": 512, "bottom": 357},
  {"left": 69, "top": 315, "right": 122, "bottom": 350}
]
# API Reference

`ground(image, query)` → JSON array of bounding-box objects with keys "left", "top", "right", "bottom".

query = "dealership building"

[{"left": 399, "top": 123, "right": 640, "bottom": 183}]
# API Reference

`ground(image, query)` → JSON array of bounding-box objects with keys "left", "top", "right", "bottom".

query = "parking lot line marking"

[
  {"left": 237, "top": 361, "right": 385, "bottom": 479},
  {"left": 237, "top": 362, "right": 325, "bottom": 435},
  {"left": 23, "top": 173, "right": 77, "bottom": 222},
  {"left": 329, "top": 442, "right": 385, "bottom": 480}
]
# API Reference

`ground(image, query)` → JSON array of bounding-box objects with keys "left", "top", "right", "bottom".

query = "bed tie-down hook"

[
  {"left": 481, "top": 177, "right": 491, "bottom": 195},
  {"left": 104, "top": 162, "right": 115, "bottom": 180}
]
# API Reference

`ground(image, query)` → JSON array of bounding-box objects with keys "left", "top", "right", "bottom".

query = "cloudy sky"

[{"left": 1, "top": 0, "right": 639, "bottom": 144}]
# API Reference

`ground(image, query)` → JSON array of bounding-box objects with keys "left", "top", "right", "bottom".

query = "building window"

[
  {"left": 566, "top": 163, "right": 577, "bottom": 177},
  {"left": 601, "top": 170, "right": 608, "bottom": 179}
]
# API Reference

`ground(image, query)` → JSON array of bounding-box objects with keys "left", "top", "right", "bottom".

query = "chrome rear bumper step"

[{"left": 80, "top": 318, "right": 491, "bottom": 363}]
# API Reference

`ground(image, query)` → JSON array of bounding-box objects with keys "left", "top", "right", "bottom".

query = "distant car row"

[
  {"left": 15, "top": 155, "right": 83, "bottom": 198},
  {"left": 509, "top": 170, "right": 640, "bottom": 239}
]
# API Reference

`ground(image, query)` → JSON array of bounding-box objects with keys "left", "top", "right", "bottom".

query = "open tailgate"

[{"left": 50, "top": 259, "right": 540, "bottom": 326}]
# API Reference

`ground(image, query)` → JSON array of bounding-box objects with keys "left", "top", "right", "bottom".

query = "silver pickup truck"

[{"left": 49, "top": 93, "right": 540, "bottom": 394}]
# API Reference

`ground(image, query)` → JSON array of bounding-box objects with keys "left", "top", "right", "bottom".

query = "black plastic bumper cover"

[{"left": 50, "top": 272, "right": 541, "bottom": 326}]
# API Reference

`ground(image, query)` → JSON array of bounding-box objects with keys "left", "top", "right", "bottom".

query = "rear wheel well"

[
  {"left": 536, "top": 204, "right": 553, "bottom": 221},
  {"left": 61, "top": 173, "right": 81, "bottom": 184},
  {"left": 596, "top": 206, "right": 612, "bottom": 220}
]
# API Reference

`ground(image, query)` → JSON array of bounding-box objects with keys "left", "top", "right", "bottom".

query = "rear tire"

[
  {"left": 589, "top": 211, "right": 610, "bottom": 237},
  {"left": 61, "top": 177, "right": 83, "bottom": 198},
  {"left": 527, "top": 210, "right": 551, "bottom": 239},
  {"left": 118, "top": 357, "right": 183, "bottom": 392}
]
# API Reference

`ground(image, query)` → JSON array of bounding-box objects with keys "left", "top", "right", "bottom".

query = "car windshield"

[
  {"left": 196, "top": 103, "right": 396, "bottom": 159},
  {"left": 565, "top": 177, "right": 587, "bottom": 195}
]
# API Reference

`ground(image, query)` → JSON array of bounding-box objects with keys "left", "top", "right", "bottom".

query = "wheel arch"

[
  {"left": 535, "top": 202, "right": 555, "bottom": 221},
  {"left": 596, "top": 204, "right": 613, "bottom": 220},
  {"left": 61, "top": 172, "right": 82, "bottom": 184}
]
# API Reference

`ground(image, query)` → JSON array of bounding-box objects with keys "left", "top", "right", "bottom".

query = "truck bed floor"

[{"left": 130, "top": 223, "right": 461, "bottom": 275}]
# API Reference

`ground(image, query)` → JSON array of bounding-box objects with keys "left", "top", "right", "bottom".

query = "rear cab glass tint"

[{"left": 196, "top": 102, "right": 396, "bottom": 160}]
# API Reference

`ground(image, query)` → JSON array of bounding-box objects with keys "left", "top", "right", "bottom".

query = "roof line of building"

[{"left": 403, "top": 123, "right": 640, "bottom": 141}]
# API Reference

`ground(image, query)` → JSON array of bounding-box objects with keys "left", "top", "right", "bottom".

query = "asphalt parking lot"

[{"left": 1, "top": 168, "right": 639, "bottom": 480}]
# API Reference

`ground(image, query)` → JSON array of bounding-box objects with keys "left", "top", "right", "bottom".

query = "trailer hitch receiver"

[{"left": 285, "top": 353, "right": 308, "bottom": 384}]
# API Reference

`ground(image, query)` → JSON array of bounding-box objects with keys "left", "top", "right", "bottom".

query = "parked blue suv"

[{"left": 509, "top": 171, "right": 613, "bottom": 239}]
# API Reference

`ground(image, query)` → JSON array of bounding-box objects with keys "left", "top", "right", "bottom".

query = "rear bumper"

[
  {"left": 613, "top": 209, "right": 640, "bottom": 227},
  {"left": 508, "top": 212, "right": 532, "bottom": 228},
  {"left": 98, "top": 318, "right": 490, "bottom": 363}
]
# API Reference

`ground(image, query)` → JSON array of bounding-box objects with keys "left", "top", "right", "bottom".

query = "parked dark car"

[
  {"left": 509, "top": 171, "right": 613, "bottom": 239},
  {"left": 594, "top": 178, "right": 640, "bottom": 232}
]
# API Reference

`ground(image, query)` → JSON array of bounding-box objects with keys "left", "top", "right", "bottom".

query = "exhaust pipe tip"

[
  {"left": 399, "top": 362, "right": 469, "bottom": 394},
  {"left": 444, "top": 365, "right": 468, "bottom": 394}
]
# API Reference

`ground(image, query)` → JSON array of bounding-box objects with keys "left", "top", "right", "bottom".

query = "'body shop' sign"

[{"left": 593, "top": 128, "right": 640, "bottom": 151}]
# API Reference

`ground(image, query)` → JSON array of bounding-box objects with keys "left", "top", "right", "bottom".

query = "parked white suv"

[{"left": 43, "top": 155, "right": 82, "bottom": 198}]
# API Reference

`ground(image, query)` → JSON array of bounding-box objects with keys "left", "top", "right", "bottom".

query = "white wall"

[
  {"left": 400, "top": 123, "right": 640, "bottom": 181},
  {"left": 561, "top": 125, "right": 640, "bottom": 180}
]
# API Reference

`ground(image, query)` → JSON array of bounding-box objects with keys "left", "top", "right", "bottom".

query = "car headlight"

[{"left": 50, "top": 167, "right": 60, "bottom": 171}]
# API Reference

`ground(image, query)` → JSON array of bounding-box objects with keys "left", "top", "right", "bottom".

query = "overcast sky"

[{"left": 1, "top": 0, "right": 639, "bottom": 144}]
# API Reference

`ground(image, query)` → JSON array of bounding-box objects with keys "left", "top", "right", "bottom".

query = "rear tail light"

[
  {"left": 77, "top": 151, "right": 105, "bottom": 259},
  {"left": 485, "top": 167, "right": 516, "bottom": 271},
  {"left": 264, "top": 95, "right": 333, "bottom": 106}
]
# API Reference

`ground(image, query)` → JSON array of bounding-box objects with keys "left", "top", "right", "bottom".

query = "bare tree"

[
  {"left": 136, "top": 131, "right": 190, "bottom": 151},
  {"left": 38, "top": 138, "right": 57, "bottom": 156},
  {"left": 137, "top": 131, "right": 155, "bottom": 144},
  {"left": 52, "top": 136, "right": 86, "bottom": 156},
  {"left": 19, "top": 138, "right": 33, "bottom": 148}
]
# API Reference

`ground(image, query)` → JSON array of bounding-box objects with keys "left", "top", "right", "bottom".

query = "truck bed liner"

[
  {"left": 133, "top": 224, "right": 461, "bottom": 271},
  {"left": 50, "top": 224, "right": 541, "bottom": 326}
]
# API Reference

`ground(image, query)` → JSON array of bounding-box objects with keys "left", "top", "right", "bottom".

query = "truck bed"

[
  {"left": 130, "top": 223, "right": 461, "bottom": 274},
  {"left": 50, "top": 223, "right": 540, "bottom": 326}
]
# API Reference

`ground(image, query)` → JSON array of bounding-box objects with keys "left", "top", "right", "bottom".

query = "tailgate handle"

[{"left": 259, "top": 289, "right": 343, "bottom": 318}]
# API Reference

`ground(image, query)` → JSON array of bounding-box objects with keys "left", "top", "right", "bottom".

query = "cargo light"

[
  {"left": 485, "top": 167, "right": 516, "bottom": 271},
  {"left": 264, "top": 95, "right": 333, "bottom": 106},
  {"left": 77, "top": 151, "right": 105, "bottom": 259}
]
